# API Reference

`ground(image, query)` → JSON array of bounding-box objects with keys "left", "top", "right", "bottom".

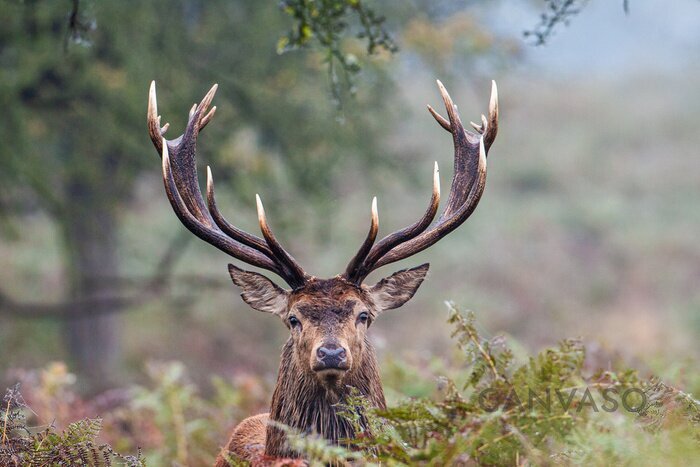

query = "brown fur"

[
  {"left": 216, "top": 267, "right": 428, "bottom": 464},
  {"left": 264, "top": 337, "right": 386, "bottom": 458},
  {"left": 215, "top": 413, "right": 268, "bottom": 466}
]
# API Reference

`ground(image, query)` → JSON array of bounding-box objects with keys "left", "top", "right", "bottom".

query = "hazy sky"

[{"left": 501, "top": 0, "right": 700, "bottom": 76}]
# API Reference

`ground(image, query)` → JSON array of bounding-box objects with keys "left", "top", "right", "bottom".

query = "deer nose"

[{"left": 316, "top": 343, "right": 347, "bottom": 369}]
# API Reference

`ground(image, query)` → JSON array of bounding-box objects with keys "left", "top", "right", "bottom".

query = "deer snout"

[{"left": 313, "top": 342, "right": 349, "bottom": 372}]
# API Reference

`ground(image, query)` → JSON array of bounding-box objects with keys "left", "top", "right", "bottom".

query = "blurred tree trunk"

[
  {"left": 1, "top": 0, "right": 400, "bottom": 388},
  {"left": 59, "top": 179, "right": 120, "bottom": 390}
]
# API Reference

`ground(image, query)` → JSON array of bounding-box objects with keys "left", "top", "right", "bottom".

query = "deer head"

[{"left": 147, "top": 79, "right": 498, "bottom": 456}]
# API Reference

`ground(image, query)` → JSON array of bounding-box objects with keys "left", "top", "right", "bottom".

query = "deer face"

[{"left": 228, "top": 264, "right": 429, "bottom": 386}]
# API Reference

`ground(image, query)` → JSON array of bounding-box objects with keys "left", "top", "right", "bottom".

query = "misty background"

[{"left": 1, "top": 0, "right": 698, "bottom": 396}]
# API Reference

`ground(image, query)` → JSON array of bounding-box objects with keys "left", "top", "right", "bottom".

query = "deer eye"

[
  {"left": 357, "top": 311, "right": 369, "bottom": 325},
  {"left": 288, "top": 315, "right": 301, "bottom": 329}
]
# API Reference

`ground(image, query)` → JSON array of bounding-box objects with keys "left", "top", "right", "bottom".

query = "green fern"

[
  {"left": 300, "top": 303, "right": 700, "bottom": 465},
  {"left": 0, "top": 384, "right": 145, "bottom": 467},
  {"left": 3, "top": 304, "right": 699, "bottom": 466}
]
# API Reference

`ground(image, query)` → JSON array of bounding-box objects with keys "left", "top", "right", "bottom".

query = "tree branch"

[
  {"left": 0, "top": 289, "right": 138, "bottom": 320},
  {"left": 0, "top": 274, "right": 229, "bottom": 320},
  {"left": 0, "top": 232, "right": 230, "bottom": 320}
]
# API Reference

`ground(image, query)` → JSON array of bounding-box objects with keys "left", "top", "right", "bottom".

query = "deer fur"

[
  {"left": 146, "top": 79, "right": 498, "bottom": 466},
  {"left": 264, "top": 335, "right": 386, "bottom": 457},
  {"left": 214, "top": 268, "right": 427, "bottom": 464}
]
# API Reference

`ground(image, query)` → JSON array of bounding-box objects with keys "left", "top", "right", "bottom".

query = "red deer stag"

[{"left": 147, "top": 79, "right": 498, "bottom": 464}]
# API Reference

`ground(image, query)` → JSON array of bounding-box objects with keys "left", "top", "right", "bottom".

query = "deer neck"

[{"left": 264, "top": 338, "right": 386, "bottom": 458}]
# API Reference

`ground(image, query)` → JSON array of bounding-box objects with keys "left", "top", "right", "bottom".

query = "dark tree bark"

[{"left": 59, "top": 180, "right": 121, "bottom": 391}]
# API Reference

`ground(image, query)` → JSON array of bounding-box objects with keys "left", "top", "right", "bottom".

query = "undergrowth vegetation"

[
  {"left": 285, "top": 304, "right": 700, "bottom": 465},
  {"left": 0, "top": 383, "right": 144, "bottom": 466},
  {"left": 2, "top": 304, "right": 698, "bottom": 465}
]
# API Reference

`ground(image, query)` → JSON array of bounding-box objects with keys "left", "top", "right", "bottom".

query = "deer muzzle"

[{"left": 313, "top": 342, "right": 349, "bottom": 373}]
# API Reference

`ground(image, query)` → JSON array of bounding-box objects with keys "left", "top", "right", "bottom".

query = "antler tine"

[
  {"left": 194, "top": 83, "right": 218, "bottom": 130},
  {"left": 256, "top": 195, "right": 309, "bottom": 288},
  {"left": 348, "top": 163, "right": 440, "bottom": 283},
  {"left": 206, "top": 167, "right": 274, "bottom": 255},
  {"left": 208, "top": 162, "right": 307, "bottom": 286},
  {"left": 148, "top": 82, "right": 309, "bottom": 288},
  {"left": 163, "top": 83, "right": 220, "bottom": 224},
  {"left": 428, "top": 80, "right": 498, "bottom": 152},
  {"left": 436, "top": 80, "right": 461, "bottom": 127},
  {"left": 148, "top": 82, "right": 218, "bottom": 156},
  {"left": 484, "top": 80, "right": 498, "bottom": 150},
  {"left": 345, "top": 80, "right": 496, "bottom": 280},
  {"left": 427, "top": 104, "right": 450, "bottom": 131},
  {"left": 343, "top": 197, "right": 379, "bottom": 280},
  {"left": 201, "top": 105, "right": 217, "bottom": 128},
  {"left": 436, "top": 81, "right": 480, "bottom": 221},
  {"left": 374, "top": 136, "right": 487, "bottom": 269},
  {"left": 149, "top": 82, "right": 217, "bottom": 224},
  {"left": 161, "top": 141, "right": 281, "bottom": 273},
  {"left": 148, "top": 81, "right": 167, "bottom": 154}
]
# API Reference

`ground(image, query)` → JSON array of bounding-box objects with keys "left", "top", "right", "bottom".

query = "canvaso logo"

[{"left": 477, "top": 386, "right": 646, "bottom": 413}]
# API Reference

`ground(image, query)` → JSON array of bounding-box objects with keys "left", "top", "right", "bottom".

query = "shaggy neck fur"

[{"left": 265, "top": 338, "right": 386, "bottom": 458}]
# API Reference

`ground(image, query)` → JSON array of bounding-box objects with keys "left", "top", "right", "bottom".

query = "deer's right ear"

[
  {"left": 228, "top": 264, "right": 289, "bottom": 316},
  {"left": 368, "top": 263, "right": 429, "bottom": 312}
]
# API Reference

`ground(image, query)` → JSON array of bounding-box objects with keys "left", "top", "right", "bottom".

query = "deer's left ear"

[{"left": 368, "top": 263, "right": 429, "bottom": 312}]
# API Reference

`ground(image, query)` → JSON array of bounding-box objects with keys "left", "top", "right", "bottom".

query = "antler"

[
  {"left": 344, "top": 80, "right": 498, "bottom": 284},
  {"left": 147, "top": 81, "right": 309, "bottom": 288}
]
